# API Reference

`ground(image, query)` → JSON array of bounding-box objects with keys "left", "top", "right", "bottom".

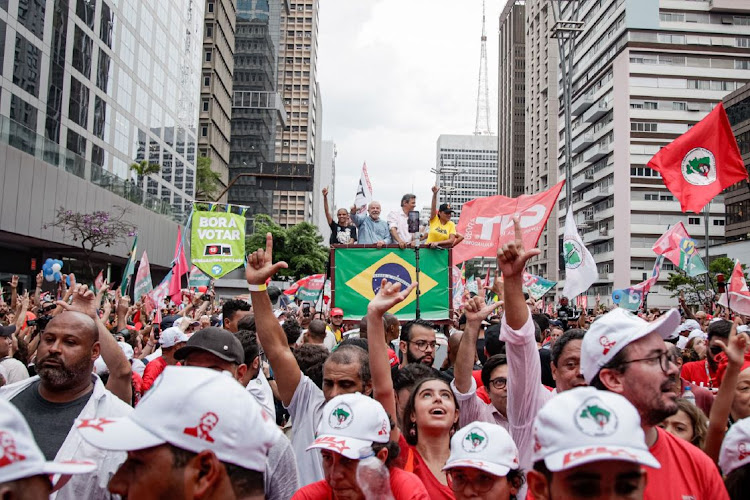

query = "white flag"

[
  {"left": 354, "top": 162, "right": 373, "bottom": 214},
  {"left": 562, "top": 207, "right": 597, "bottom": 299}
]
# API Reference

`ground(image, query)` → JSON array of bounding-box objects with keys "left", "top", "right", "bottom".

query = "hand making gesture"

[
  {"left": 367, "top": 278, "right": 416, "bottom": 317},
  {"left": 246, "top": 233, "right": 289, "bottom": 286},
  {"left": 465, "top": 278, "right": 502, "bottom": 327},
  {"left": 498, "top": 217, "right": 540, "bottom": 329},
  {"left": 57, "top": 283, "right": 98, "bottom": 320}
]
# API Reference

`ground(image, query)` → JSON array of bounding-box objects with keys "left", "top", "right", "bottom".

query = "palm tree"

[{"left": 129, "top": 160, "right": 161, "bottom": 177}]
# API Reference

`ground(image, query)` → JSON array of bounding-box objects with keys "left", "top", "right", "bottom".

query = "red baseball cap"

[{"left": 331, "top": 308, "right": 344, "bottom": 317}]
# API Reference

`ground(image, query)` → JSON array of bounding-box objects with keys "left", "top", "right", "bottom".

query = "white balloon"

[
  {"left": 44, "top": 274, "right": 55, "bottom": 282},
  {"left": 52, "top": 263, "right": 62, "bottom": 272}
]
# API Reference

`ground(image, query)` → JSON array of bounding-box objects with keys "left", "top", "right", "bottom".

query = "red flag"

[
  {"left": 719, "top": 260, "right": 750, "bottom": 316},
  {"left": 483, "top": 267, "right": 491, "bottom": 288},
  {"left": 647, "top": 103, "right": 747, "bottom": 213},
  {"left": 453, "top": 180, "right": 564, "bottom": 265},
  {"left": 169, "top": 227, "right": 189, "bottom": 305},
  {"left": 94, "top": 270, "right": 104, "bottom": 292}
]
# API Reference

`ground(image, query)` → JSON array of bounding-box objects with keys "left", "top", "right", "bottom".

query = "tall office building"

[
  {"left": 273, "top": 0, "right": 321, "bottom": 228},
  {"left": 0, "top": 0, "right": 204, "bottom": 220},
  {"left": 724, "top": 83, "right": 750, "bottom": 242},
  {"left": 435, "top": 134, "right": 498, "bottom": 220},
  {"left": 554, "top": 0, "right": 749, "bottom": 308},
  {"left": 498, "top": 0, "right": 526, "bottom": 199},
  {"left": 524, "top": 0, "right": 559, "bottom": 280},
  {"left": 199, "top": 0, "right": 237, "bottom": 197}
]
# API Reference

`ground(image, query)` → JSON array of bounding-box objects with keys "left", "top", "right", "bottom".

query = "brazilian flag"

[{"left": 332, "top": 248, "right": 451, "bottom": 321}]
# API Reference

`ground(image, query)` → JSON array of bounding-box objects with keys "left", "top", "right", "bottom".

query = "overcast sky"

[{"left": 317, "top": 0, "right": 506, "bottom": 214}]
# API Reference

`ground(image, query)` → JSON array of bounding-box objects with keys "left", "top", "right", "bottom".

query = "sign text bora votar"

[{"left": 190, "top": 210, "right": 246, "bottom": 279}]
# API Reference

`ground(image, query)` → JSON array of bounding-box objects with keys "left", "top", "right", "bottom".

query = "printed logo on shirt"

[
  {"left": 0, "top": 431, "right": 26, "bottom": 467},
  {"left": 739, "top": 442, "right": 749, "bottom": 461},
  {"left": 77, "top": 418, "right": 116, "bottom": 432},
  {"left": 462, "top": 427, "right": 489, "bottom": 453},
  {"left": 574, "top": 397, "right": 618, "bottom": 437},
  {"left": 329, "top": 403, "right": 354, "bottom": 429},
  {"left": 599, "top": 335, "right": 616, "bottom": 355},
  {"left": 183, "top": 412, "right": 219, "bottom": 443}
]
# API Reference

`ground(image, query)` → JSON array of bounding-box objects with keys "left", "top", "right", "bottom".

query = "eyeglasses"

[
  {"left": 489, "top": 376, "right": 507, "bottom": 390},
  {"left": 446, "top": 470, "right": 497, "bottom": 494},
  {"left": 408, "top": 340, "right": 439, "bottom": 352},
  {"left": 619, "top": 351, "right": 678, "bottom": 374},
  {"left": 709, "top": 345, "right": 723, "bottom": 357}
]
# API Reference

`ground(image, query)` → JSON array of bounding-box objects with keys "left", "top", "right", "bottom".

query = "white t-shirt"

[
  {"left": 247, "top": 369, "right": 276, "bottom": 421},
  {"left": 0, "top": 357, "right": 29, "bottom": 385},
  {"left": 286, "top": 373, "right": 326, "bottom": 486},
  {"left": 131, "top": 358, "right": 146, "bottom": 377}
]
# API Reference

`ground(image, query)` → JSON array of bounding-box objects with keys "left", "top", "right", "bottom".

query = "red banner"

[{"left": 453, "top": 180, "right": 565, "bottom": 265}]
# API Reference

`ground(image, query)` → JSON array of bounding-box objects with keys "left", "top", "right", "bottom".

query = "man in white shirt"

[{"left": 388, "top": 193, "right": 417, "bottom": 249}]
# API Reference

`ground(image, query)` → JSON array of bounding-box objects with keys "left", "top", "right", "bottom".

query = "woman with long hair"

[{"left": 658, "top": 397, "right": 708, "bottom": 449}]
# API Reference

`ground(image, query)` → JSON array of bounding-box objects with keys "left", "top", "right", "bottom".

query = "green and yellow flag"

[
  {"left": 333, "top": 247, "right": 450, "bottom": 321},
  {"left": 191, "top": 210, "right": 246, "bottom": 279}
]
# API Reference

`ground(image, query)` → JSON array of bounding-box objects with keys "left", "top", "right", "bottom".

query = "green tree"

[
  {"left": 129, "top": 160, "right": 161, "bottom": 177},
  {"left": 195, "top": 156, "right": 222, "bottom": 201},
  {"left": 246, "top": 214, "right": 328, "bottom": 279},
  {"left": 663, "top": 256, "right": 742, "bottom": 307}
]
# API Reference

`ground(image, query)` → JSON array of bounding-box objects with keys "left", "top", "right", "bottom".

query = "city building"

[
  {"left": 0, "top": 0, "right": 201, "bottom": 284},
  {"left": 199, "top": 0, "right": 237, "bottom": 198},
  {"left": 524, "top": 0, "right": 560, "bottom": 280},
  {"left": 553, "top": 0, "right": 749, "bottom": 308},
  {"left": 273, "top": 0, "right": 321, "bottom": 228},
  {"left": 724, "top": 82, "right": 750, "bottom": 241},
  {"left": 498, "top": 0, "right": 526, "bottom": 199},
  {"left": 314, "top": 139, "right": 336, "bottom": 243}
]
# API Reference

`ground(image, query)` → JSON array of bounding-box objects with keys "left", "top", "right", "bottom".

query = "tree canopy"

[
  {"left": 663, "top": 256, "right": 744, "bottom": 307},
  {"left": 246, "top": 214, "right": 328, "bottom": 278},
  {"left": 195, "top": 156, "right": 222, "bottom": 201}
]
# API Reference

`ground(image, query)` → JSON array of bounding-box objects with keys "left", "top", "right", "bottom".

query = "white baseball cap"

[
  {"left": 581, "top": 308, "right": 680, "bottom": 384},
  {"left": 93, "top": 342, "right": 135, "bottom": 375},
  {"left": 76, "top": 366, "right": 280, "bottom": 473},
  {"left": 159, "top": 326, "right": 189, "bottom": 348},
  {"left": 719, "top": 416, "right": 750, "bottom": 475},
  {"left": 306, "top": 393, "right": 390, "bottom": 460},
  {"left": 532, "top": 387, "right": 660, "bottom": 471},
  {"left": 0, "top": 399, "right": 95, "bottom": 486},
  {"left": 679, "top": 319, "right": 701, "bottom": 332},
  {"left": 443, "top": 421, "right": 519, "bottom": 477}
]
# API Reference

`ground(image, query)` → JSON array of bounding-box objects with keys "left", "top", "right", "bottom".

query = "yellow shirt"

[{"left": 426, "top": 216, "right": 456, "bottom": 243}]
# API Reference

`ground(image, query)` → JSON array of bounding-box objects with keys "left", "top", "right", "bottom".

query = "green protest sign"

[{"left": 191, "top": 210, "right": 245, "bottom": 279}]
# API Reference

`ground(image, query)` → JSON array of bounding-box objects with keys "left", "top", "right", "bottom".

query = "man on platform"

[
  {"left": 322, "top": 187, "right": 357, "bottom": 245},
  {"left": 388, "top": 194, "right": 417, "bottom": 249},
  {"left": 350, "top": 202, "right": 391, "bottom": 247}
]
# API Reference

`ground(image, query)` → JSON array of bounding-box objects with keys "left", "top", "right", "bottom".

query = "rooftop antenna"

[{"left": 474, "top": 0, "right": 492, "bottom": 135}]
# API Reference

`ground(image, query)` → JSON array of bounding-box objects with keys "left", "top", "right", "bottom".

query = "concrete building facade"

[
  {"left": 314, "top": 139, "right": 336, "bottom": 243},
  {"left": 724, "top": 82, "right": 750, "bottom": 242},
  {"left": 524, "top": 0, "right": 560, "bottom": 281},
  {"left": 554, "top": 0, "right": 750, "bottom": 308},
  {"left": 200, "top": 0, "right": 237, "bottom": 196},
  {"left": 498, "top": 0, "right": 526, "bottom": 199}
]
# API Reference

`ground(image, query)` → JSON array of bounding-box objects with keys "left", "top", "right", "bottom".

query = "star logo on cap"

[
  {"left": 0, "top": 431, "right": 26, "bottom": 467},
  {"left": 77, "top": 418, "right": 116, "bottom": 432},
  {"left": 599, "top": 335, "right": 616, "bottom": 355}
]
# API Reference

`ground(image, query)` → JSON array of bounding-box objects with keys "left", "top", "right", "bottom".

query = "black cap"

[
  {"left": 438, "top": 203, "right": 453, "bottom": 214},
  {"left": 174, "top": 327, "right": 245, "bottom": 364},
  {"left": 0, "top": 325, "right": 16, "bottom": 338},
  {"left": 160, "top": 314, "right": 181, "bottom": 331}
]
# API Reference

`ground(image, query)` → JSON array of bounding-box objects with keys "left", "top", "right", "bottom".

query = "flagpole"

[{"left": 704, "top": 202, "right": 711, "bottom": 301}]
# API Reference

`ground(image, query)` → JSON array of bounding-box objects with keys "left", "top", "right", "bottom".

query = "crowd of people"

[{"left": 1, "top": 215, "right": 750, "bottom": 499}]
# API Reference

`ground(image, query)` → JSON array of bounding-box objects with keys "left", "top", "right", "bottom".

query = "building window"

[
  {"left": 201, "top": 126, "right": 208, "bottom": 137},
  {"left": 72, "top": 26, "right": 93, "bottom": 78},
  {"left": 207, "top": 1, "right": 214, "bottom": 13},
  {"left": 204, "top": 50, "right": 212, "bottom": 62},
  {"left": 203, "top": 74, "right": 210, "bottom": 86},
  {"left": 205, "top": 24, "right": 213, "bottom": 38},
  {"left": 13, "top": 34, "right": 41, "bottom": 97},
  {"left": 10, "top": 95, "right": 38, "bottom": 131},
  {"left": 713, "top": 219, "right": 725, "bottom": 226},
  {"left": 202, "top": 99, "right": 209, "bottom": 112},
  {"left": 688, "top": 217, "right": 700, "bottom": 225}
]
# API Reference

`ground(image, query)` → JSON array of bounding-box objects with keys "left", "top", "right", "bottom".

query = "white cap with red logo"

[
  {"left": 581, "top": 308, "right": 680, "bottom": 384},
  {"left": 532, "top": 387, "right": 660, "bottom": 471},
  {"left": 306, "top": 393, "right": 390, "bottom": 460},
  {"left": 443, "top": 421, "right": 519, "bottom": 477},
  {"left": 719, "top": 416, "right": 750, "bottom": 475},
  {"left": 75, "top": 366, "right": 280, "bottom": 473},
  {"left": 0, "top": 399, "right": 95, "bottom": 487},
  {"left": 159, "top": 327, "right": 189, "bottom": 348}
]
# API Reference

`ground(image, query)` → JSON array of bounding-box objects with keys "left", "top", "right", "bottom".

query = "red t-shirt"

[
  {"left": 680, "top": 360, "right": 719, "bottom": 390},
  {"left": 396, "top": 434, "right": 454, "bottom": 500},
  {"left": 388, "top": 348, "right": 400, "bottom": 368},
  {"left": 472, "top": 370, "right": 491, "bottom": 404},
  {"left": 292, "top": 467, "right": 429, "bottom": 500},
  {"left": 141, "top": 357, "right": 168, "bottom": 392},
  {"left": 644, "top": 427, "right": 728, "bottom": 500}
]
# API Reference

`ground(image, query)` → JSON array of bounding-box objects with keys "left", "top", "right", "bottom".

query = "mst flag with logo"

[
  {"left": 133, "top": 251, "right": 153, "bottom": 302},
  {"left": 453, "top": 180, "right": 564, "bottom": 265},
  {"left": 647, "top": 103, "right": 747, "bottom": 214},
  {"left": 333, "top": 247, "right": 450, "bottom": 321},
  {"left": 191, "top": 210, "right": 246, "bottom": 279},
  {"left": 284, "top": 274, "right": 326, "bottom": 302},
  {"left": 562, "top": 207, "right": 597, "bottom": 299},
  {"left": 652, "top": 222, "right": 707, "bottom": 277}
]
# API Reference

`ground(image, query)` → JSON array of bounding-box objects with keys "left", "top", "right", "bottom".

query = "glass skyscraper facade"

[{"left": 0, "top": 0, "right": 204, "bottom": 219}]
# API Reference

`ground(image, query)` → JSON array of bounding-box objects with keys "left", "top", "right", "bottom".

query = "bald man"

[{"left": 1, "top": 288, "right": 133, "bottom": 500}]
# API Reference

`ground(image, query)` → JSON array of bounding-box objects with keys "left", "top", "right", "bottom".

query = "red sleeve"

[
  {"left": 390, "top": 468, "right": 430, "bottom": 500},
  {"left": 291, "top": 481, "right": 332, "bottom": 500},
  {"left": 141, "top": 359, "right": 162, "bottom": 392}
]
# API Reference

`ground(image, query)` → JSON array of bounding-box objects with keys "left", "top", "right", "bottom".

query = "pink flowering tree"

[{"left": 45, "top": 206, "right": 137, "bottom": 280}]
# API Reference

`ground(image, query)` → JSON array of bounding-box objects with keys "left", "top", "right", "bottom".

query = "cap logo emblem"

[
  {"left": 378, "top": 419, "right": 389, "bottom": 436},
  {"left": 329, "top": 403, "right": 353, "bottom": 429},
  {"left": 739, "top": 442, "right": 749, "bottom": 461},
  {"left": 462, "top": 427, "right": 488, "bottom": 453},
  {"left": 0, "top": 431, "right": 26, "bottom": 467},
  {"left": 77, "top": 418, "right": 116, "bottom": 432},
  {"left": 599, "top": 335, "right": 616, "bottom": 355},
  {"left": 183, "top": 412, "right": 219, "bottom": 443},
  {"left": 575, "top": 398, "right": 618, "bottom": 437}
]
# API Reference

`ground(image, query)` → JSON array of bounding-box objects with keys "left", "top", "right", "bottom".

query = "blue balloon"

[{"left": 42, "top": 259, "right": 64, "bottom": 282}]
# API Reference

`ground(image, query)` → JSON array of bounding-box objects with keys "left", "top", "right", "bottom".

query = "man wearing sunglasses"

[
  {"left": 680, "top": 319, "right": 731, "bottom": 391},
  {"left": 581, "top": 308, "right": 728, "bottom": 499}
]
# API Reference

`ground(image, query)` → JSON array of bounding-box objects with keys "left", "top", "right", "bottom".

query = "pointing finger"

[
  {"left": 513, "top": 216, "right": 523, "bottom": 246},
  {"left": 265, "top": 233, "right": 274, "bottom": 259}
]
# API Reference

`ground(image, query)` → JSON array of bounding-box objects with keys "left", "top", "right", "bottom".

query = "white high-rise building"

[
  {"left": 554, "top": 0, "right": 750, "bottom": 308},
  {"left": 314, "top": 139, "right": 336, "bottom": 243}
]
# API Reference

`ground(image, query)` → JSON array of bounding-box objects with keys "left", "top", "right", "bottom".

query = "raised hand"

[
  {"left": 367, "top": 278, "right": 416, "bottom": 316},
  {"left": 9, "top": 275, "right": 18, "bottom": 289},
  {"left": 57, "top": 284, "right": 98, "bottom": 320},
  {"left": 246, "top": 233, "right": 289, "bottom": 286},
  {"left": 322, "top": 187, "right": 329, "bottom": 197},
  {"left": 497, "top": 216, "right": 541, "bottom": 280},
  {"left": 36, "top": 272, "right": 43, "bottom": 288},
  {"left": 431, "top": 185, "right": 439, "bottom": 194},
  {"left": 714, "top": 317, "right": 749, "bottom": 368},
  {"left": 116, "top": 294, "right": 131, "bottom": 316},
  {"left": 464, "top": 281, "right": 502, "bottom": 326}
]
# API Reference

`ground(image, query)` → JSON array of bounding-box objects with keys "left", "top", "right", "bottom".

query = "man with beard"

[
  {"left": 1, "top": 285, "right": 132, "bottom": 499},
  {"left": 399, "top": 319, "right": 438, "bottom": 368},
  {"left": 350, "top": 201, "right": 391, "bottom": 246},
  {"left": 582, "top": 307, "right": 728, "bottom": 499}
]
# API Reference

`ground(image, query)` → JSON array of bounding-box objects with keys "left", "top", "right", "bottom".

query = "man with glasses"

[
  {"left": 322, "top": 187, "right": 357, "bottom": 245},
  {"left": 581, "top": 307, "right": 728, "bottom": 499},
  {"left": 681, "top": 318, "right": 731, "bottom": 390},
  {"left": 399, "top": 319, "right": 439, "bottom": 368}
]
